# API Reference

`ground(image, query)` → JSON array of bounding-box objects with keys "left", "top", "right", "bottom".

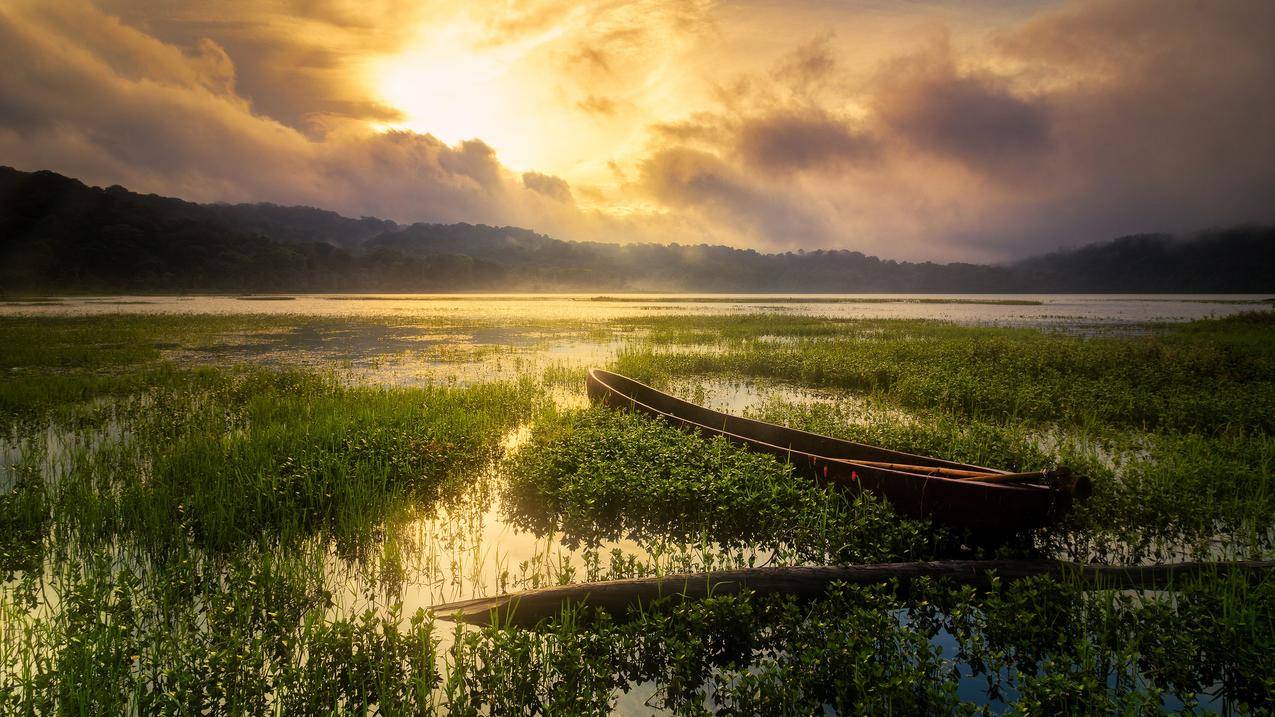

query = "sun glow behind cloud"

[
  {"left": 368, "top": 1, "right": 716, "bottom": 190},
  {"left": 372, "top": 17, "right": 567, "bottom": 172},
  {"left": 5, "top": 0, "right": 1274, "bottom": 261}
]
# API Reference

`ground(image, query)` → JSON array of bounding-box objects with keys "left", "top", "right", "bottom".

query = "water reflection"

[
  {"left": 3, "top": 293, "right": 1270, "bottom": 327},
  {"left": 159, "top": 322, "right": 624, "bottom": 384}
]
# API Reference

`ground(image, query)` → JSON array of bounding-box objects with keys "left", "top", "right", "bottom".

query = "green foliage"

[
  {"left": 949, "top": 573, "right": 1275, "bottom": 715},
  {"left": 1, "top": 545, "right": 441, "bottom": 715},
  {"left": 435, "top": 575, "right": 1275, "bottom": 715},
  {"left": 613, "top": 312, "right": 1275, "bottom": 433},
  {"left": 507, "top": 407, "right": 936, "bottom": 563},
  {"left": 23, "top": 368, "right": 534, "bottom": 555},
  {"left": 0, "top": 461, "right": 46, "bottom": 578},
  {"left": 3, "top": 310, "right": 1274, "bottom": 714},
  {"left": 748, "top": 397, "right": 1275, "bottom": 563},
  {"left": 705, "top": 585, "right": 967, "bottom": 716}
]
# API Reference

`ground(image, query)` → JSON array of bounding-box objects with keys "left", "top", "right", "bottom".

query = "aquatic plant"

[
  {"left": 612, "top": 312, "right": 1275, "bottom": 434},
  {"left": 506, "top": 407, "right": 938, "bottom": 564},
  {"left": 2, "top": 309, "right": 1273, "bottom": 714}
]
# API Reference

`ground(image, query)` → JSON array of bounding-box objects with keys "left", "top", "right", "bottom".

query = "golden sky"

[{"left": 1, "top": 0, "right": 1272, "bottom": 260}]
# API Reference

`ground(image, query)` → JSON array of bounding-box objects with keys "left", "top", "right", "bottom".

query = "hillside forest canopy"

[{"left": 2, "top": 167, "right": 1272, "bottom": 294}]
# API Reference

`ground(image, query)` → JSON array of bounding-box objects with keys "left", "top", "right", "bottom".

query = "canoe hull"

[{"left": 586, "top": 369, "right": 1072, "bottom": 533}]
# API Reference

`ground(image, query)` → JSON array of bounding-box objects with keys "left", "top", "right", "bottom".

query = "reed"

[{"left": 1, "top": 309, "right": 1272, "bottom": 713}]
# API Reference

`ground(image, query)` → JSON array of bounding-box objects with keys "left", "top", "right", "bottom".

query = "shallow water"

[
  {"left": 162, "top": 322, "right": 611, "bottom": 385},
  {"left": 3, "top": 293, "right": 1270, "bottom": 327},
  {"left": 9, "top": 293, "right": 1266, "bottom": 387}
]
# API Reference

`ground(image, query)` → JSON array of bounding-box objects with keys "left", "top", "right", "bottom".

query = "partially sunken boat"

[{"left": 586, "top": 368, "right": 1088, "bottom": 534}]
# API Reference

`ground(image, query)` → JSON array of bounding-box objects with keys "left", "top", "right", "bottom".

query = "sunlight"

[{"left": 372, "top": 19, "right": 566, "bottom": 172}]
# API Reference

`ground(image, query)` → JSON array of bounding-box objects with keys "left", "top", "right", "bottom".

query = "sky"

[{"left": 1, "top": 0, "right": 1272, "bottom": 262}]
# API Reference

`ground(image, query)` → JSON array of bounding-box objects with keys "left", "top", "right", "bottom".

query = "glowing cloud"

[{"left": 2, "top": 0, "right": 1272, "bottom": 261}]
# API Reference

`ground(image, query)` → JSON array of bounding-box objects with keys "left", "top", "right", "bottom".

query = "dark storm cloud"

[
  {"left": 735, "top": 111, "right": 877, "bottom": 174},
  {"left": 770, "top": 33, "right": 839, "bottom": 96},
  {"left": 639, "top": 147, "right": 831, "bottom": 246},
  {"left": 0, "top": 2, "right": 601, "bottom": 239},
  {"left": 2, "top": 0, "right": 1273, "bottom": 261},
  {"left": 92, "top": 0, "right": 417, "bottom": 133},
  {"left": 872, "top": 40, "right": 1050, "bottom": 177},
  {"left": 971, "top": 0, "right": 1275, "bottom": 254}
]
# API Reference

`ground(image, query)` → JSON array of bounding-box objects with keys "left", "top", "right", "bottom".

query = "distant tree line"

[{"left": 2, "top": 166, "right": 1272, "bottom": 293}]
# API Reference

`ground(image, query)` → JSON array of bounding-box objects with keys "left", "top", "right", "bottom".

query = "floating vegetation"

[
  {"left": 506, "top": 407, "right": 938, "bottom": 563},
  {"left": 2, "top": 307, "right": 1272, "bottom": 713}
]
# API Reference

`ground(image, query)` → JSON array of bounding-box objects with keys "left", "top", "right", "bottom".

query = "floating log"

[{"left": 433, "top": 559, "right": 1275, "bottom": 627}]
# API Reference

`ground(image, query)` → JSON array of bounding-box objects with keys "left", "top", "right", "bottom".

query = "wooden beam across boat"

[
  {"left": 832, "top": 459, "right": 1062, "bottom": 487},
  {"left": 433, "top": 559, "right": 1275, "bottom": 627}
]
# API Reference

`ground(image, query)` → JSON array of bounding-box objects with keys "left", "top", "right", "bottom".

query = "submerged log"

[{"left": 432, "top": 559, "right": 1275, "bottom": 627}]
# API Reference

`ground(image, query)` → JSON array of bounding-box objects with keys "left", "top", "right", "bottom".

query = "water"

[
  {"left": 2, "top": 293, "right": 1270, "bottom": 326},
  {"left": 7, "top": 293, "right": 1267, "bottom": 387}
]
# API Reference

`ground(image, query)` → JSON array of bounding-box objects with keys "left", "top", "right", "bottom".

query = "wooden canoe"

[{"left": 586, "top": 368, "right": 1087, "bottom": 534}]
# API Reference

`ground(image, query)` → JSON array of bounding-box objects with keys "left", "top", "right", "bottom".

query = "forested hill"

[
  {"left": 2, "top": 166, "right": 1272, "bottom": 293},
  {"left": 1014, "top": 230, "right": 1274, "bottom": 293},
  {"left": 364, "top": 224, "right": 1021, "bottom": 292}
]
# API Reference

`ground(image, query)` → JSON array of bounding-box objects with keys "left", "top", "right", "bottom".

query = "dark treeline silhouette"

[
  {"left": 364, "top": 223, "right": 1024, "bottom": 292},
  {"left": 2, "top": 167, "right": 1272, "bottom": 293},
  {"left": 1014, "top": 230, "right": 1274, "bottom": 293}
]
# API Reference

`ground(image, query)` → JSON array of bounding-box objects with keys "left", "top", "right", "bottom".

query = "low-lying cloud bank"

[{"left": 1, "top": 1, "right": 1272, "bottom": 261}]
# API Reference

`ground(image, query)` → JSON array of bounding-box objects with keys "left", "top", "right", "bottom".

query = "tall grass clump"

[
  {"left": 1, "top": 542, "right": 443, "bottom": 714},
  {"left": 1, "top": 362, "right": 538, "bottom": 713},
  {"left": 613, "top": 312, "right": 1275, "bottom": 434},
  {"left": 22, "top": 367, "right": 539, "bottom": 556}
]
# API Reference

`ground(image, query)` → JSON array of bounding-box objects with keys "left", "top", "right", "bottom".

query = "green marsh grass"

[
  {"left": 505, "top": 407, "right": 937, "bottom": 564},
  {"left": 3, "top": 310, "right": 1274, "bottom": 714},
  {"left": 611, "top": 312, "right": 1275, "bottom": 433},
  {"left": 604, "top": 311, "right": 1275, "bottom": 566},
  {"left": 741, "top": 398, "right": 1274, "bottom": 564}
]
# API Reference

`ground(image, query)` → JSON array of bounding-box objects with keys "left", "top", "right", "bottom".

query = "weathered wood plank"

[{"left": 432, "top": 559, "right": 1275, "bottom": 627}]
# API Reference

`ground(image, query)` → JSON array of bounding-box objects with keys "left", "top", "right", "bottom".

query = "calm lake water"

[
  {"left": 11, "top": 293, "right": 1269, "bottom": 389},
  {"left": 3, "top": 292, "right": 1271, "bottom": 326}
]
